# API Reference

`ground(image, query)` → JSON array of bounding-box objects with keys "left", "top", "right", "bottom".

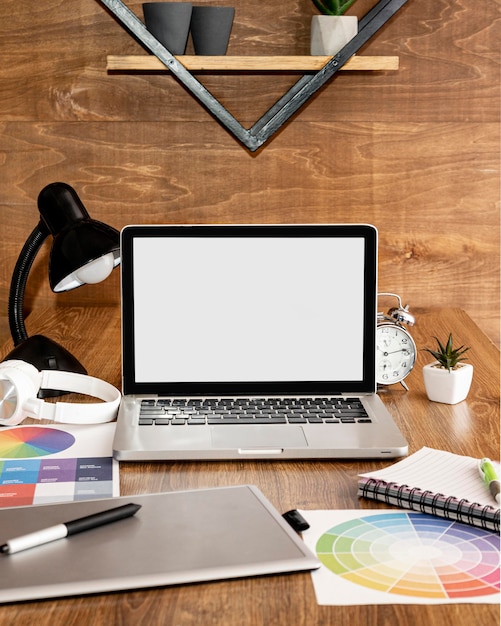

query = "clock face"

[{"left": 376, "top": 324, "right": 416, "bottom": 384}]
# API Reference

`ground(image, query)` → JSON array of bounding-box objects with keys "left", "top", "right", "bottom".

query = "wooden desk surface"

[{"left": 0, "top": 307, "right": 499, "bottom": 626}]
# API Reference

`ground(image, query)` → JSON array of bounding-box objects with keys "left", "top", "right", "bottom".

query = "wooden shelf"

[{"left": 107, "top": 55, "right": 399, "bottom": 72}]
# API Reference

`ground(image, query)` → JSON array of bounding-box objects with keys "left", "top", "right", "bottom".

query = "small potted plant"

[
  {"left": 310, "top": 0, "right": 358, "bottom": 56},
  {"left": 422, "top": 333, "right": 473, "bottom": 404}
]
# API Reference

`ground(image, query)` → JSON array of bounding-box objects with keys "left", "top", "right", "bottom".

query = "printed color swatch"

[
  {"left": 0, "top": 424, "right": 118, "bottom": 507},
  {"left": 0, "top": 427, "right": 75, "bottom": 458},
  {"left": 316, "top": 512, "right": 500, "bottom": 599}
]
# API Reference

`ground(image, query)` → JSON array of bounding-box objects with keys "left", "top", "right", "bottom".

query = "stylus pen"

[{"left": 0, "top": 502, "right": 141, "bottom": 555}]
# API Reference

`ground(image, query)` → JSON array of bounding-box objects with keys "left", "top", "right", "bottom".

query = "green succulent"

[
  {"left": 423, "top": 333, "right": 470, "bottom": 373},
  {"left": 312, "top": 0, "right": 358, "bottom": 15}
]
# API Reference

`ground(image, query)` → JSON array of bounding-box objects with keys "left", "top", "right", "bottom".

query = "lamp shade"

[{"left": 38, "top": 183, "right": 121, "bottom": 292}]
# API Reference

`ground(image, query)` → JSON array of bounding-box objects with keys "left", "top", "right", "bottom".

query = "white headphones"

[{"left": 0, "top": 360, "right": 121, "bottom": 427}]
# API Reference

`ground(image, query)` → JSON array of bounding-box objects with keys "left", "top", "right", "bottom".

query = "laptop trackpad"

[{"left": 211, "top": 426, "right": 308, "bottom": 449}]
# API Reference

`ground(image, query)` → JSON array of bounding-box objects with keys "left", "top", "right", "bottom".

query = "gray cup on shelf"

[
  {"left": 190, "top": 6, "right": 235, "bottom": 55},
  {"left": 143, "top": 2, "right": 193, "bottom": 54}
]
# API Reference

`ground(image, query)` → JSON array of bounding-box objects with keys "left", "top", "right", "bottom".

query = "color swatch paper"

[
  {"left": 301, "top": 509, "right": 500, "bottom": 605},
  {"left": 0, "top": 426, "right": 75, "bottom": 458},
  {"left": 0, "top": 423, "right": 119, "bottom": 507}
]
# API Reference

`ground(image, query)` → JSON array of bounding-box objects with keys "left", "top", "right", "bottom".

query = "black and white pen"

[{"left": 0, "top": 502, "right": 141, "bottom": 555}]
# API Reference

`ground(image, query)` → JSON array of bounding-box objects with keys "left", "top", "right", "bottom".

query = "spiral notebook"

[{"left": 358, "top": 447, "right": 500, "bottom": 531}]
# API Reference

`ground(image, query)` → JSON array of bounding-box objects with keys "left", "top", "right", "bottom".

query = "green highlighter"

[{"left": 478, "top": 458, "right": 501, "bottom": 505}]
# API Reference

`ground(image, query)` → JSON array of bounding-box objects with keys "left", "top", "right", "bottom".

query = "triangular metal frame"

[{"left": 98, "top": 0, "right": 408, "bottom": 151}]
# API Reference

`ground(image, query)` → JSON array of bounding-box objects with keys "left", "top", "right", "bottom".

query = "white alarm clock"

[{"left": 376, "top": 293, "right": 417, "bottom": 389}]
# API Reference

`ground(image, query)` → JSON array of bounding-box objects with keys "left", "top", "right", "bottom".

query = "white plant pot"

[
  {"left": 422, "top": 362, "right": 473, "bottom": 405},
  {"left": 310, "top": 15, "right": 358, "bottom": 56}
]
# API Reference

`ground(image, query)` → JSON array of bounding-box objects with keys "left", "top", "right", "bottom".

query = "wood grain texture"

[
  {"left": 0, "top": 306, "right": 498, "bottom": 626},
  {"left": 106, "top": 54, "right": 400, "bottom": 71},
  {"left": 0, "top": 0, "right": 498, "bottom": 346}
]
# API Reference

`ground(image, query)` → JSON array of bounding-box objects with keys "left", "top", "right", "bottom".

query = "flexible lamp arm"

[{"left": 8, "top": 221, "right": 49, "bottom": 346}]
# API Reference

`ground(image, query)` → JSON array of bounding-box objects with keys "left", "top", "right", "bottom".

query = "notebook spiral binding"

[{"left": 359, "top": 477, "right": 500, "bottom": 532}]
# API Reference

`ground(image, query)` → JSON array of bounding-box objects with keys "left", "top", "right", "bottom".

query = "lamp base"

[{"left": 3, "top": 335, "right": 87, "bottom": 398}]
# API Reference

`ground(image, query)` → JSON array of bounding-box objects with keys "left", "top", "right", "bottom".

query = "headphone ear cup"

[{"left": 0, "top": 361, "right": 42, "bottom": 426}]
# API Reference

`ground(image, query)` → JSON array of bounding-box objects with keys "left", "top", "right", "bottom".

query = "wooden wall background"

[{"left": 0, "top": 0, "right": 499, "bottom": 353}]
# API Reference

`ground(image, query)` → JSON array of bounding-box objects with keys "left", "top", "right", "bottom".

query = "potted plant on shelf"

[
  {"left": 310, "top": 0, "right": 359, "bottom": 56},
  {"left": 422, "top": 333, "right": 473, "bottom": 404}
]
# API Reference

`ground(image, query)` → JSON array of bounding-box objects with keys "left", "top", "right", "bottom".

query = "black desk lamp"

[{"left": 5, "top": 183, "right": 120, "bottom": 396}]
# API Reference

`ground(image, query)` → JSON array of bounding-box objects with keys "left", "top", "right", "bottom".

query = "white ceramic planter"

[
  {"left": 422, "top": 362, "right": 473, "bottom": 405},
  {"left": 310, "top": 15, "right": 358, "bottom": 56}
]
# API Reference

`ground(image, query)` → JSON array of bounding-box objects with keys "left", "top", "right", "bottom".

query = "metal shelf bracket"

[{"left": 97, "top": 0, "right": 409, "bottom": 151}]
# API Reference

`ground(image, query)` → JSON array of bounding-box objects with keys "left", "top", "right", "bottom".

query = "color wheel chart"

[
  {"left": 0, "top": 426, "right": 75, "bottom": 458},
  {"left": 0, "top": 424, "right": 118, "bottom": 508},
  {"left": 301, "top": 510, "right": 500, "bottom": 605}
]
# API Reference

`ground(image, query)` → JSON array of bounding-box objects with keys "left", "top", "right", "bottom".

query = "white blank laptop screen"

[{"left": 132, "top": 235, "right": 366, "bottom": 384}]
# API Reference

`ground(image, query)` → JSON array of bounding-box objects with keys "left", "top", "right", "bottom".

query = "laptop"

[{"left": 113, "top": 224, "right": 408, "bottom": 461}]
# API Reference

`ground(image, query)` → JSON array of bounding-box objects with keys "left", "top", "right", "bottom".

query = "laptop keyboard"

[{"left": 138, "top": 397, "right": 372, "bottom": 426}]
